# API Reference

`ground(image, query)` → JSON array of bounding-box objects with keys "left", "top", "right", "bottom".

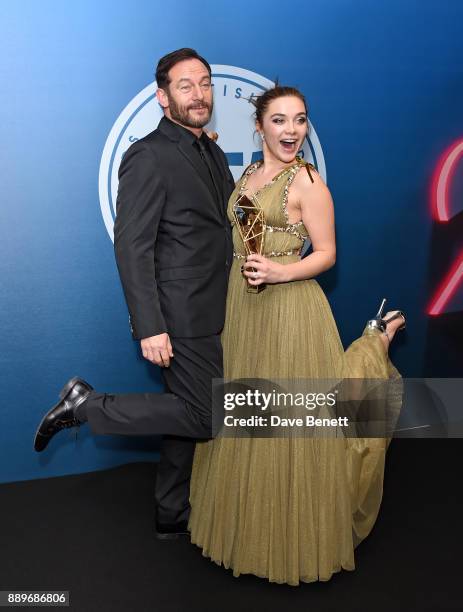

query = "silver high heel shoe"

[{"left": 366, "top": 298, "right": 406, "bottom": 342}]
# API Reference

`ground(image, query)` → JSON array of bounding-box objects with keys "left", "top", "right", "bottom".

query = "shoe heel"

[
  {"left": 59, "top": 376, "right": 81, "bottom": 400},
  {"left": 375, "top": 298, "right": 387, "bottom": 319},
  {"left": 366, "top": 298, "right": 388, "bottom": 332}
]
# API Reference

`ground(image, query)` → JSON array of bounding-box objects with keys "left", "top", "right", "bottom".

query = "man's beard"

[{"left": 167, "top": 93, "right": 213, "bottom": 129}]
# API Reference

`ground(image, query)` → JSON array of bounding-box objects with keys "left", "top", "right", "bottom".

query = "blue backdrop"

[{"left": 1, "top": 0, "right": 462, "bottom": 483}]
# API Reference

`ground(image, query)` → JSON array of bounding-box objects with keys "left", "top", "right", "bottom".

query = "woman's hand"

[
  {"left": 242, "top": 254, "right": 288, "bottom": 286},
  {"left": 204, "top": 129, "right": 218, "bottom": 142}
]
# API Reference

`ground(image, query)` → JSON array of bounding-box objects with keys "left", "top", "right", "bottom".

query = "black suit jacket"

[{"left": 114, "top": 116, "right": 235, "bottom": 339}]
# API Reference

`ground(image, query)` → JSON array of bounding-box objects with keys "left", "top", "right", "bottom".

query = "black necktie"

[{"left": 196, "top": 139, "right": 221, "bottom": 202}]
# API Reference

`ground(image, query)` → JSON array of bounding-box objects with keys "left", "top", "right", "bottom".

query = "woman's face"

[{"left": 258, "top": 96, "right": 308, "bottom": 164}]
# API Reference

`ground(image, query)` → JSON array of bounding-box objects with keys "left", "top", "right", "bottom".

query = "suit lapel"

[
  {"left": 177, "top": 139, "right": 214, "bottom": 199},
  {"left": 158, "top": 117, "right": 225, "bottom": 220},
  {"left": 179, "top": 140, "right": 229, "bottom": 223}
]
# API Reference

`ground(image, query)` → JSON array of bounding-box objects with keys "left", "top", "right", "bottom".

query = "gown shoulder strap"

[
  {"left": 240, "top": 161, "right": 259, "bottom": 179},
  {"left": 294, "top": 157, "right": 315, "bottom": 183},
  {"left": 304, "top": 162, "right": 315, "bottom": 184}
]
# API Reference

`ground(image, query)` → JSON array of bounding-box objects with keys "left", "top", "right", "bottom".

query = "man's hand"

[{"left": 140, "top": 333, "right": 174, "bottom": 367}]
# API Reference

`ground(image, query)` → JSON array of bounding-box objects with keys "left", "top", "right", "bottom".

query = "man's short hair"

[{"left": 155, "top": 48, "right": 212, "bottom": 89}]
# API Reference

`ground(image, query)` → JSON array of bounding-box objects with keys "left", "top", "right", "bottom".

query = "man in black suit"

[{"left": 34, "top": 48, "right": 235, "bottom": 538}]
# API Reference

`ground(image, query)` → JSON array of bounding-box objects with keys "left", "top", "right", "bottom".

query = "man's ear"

[{"left": 156, "top": 88, "right": 169, "bottom": 109}]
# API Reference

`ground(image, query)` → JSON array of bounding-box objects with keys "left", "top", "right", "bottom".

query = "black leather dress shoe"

[
  {"left": 33, "top": 377, "right": 93, "bottom": 452},
  {"left": 154, "top": 520, "right": 190, "bottom": 540}
]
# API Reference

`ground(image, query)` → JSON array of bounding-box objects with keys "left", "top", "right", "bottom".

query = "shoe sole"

[
  {"left": 155, "top": 531, "right": 190, "bottom": 540},
  {"left": 33, "top": 398, "right": 62, "bottom": 452}
]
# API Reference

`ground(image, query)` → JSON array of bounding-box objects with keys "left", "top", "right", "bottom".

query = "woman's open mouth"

[{"left": 280, "top": 139, "right": 298, "bottom": 153}]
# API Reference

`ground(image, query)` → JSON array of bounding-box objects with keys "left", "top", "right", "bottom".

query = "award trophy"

[{"left": 232, "top": 192, "right": 266, "bottom": 293}]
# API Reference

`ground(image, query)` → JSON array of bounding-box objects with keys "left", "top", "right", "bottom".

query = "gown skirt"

[{"left": 188, "top": 159, "right": 401, "bottom": 585}]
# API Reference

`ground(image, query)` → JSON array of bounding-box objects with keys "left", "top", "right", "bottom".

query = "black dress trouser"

[{"left": 84, "top": 334, "right": 223, "bottom": 524}]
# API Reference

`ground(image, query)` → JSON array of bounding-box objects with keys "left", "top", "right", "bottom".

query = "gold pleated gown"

[{"left": 188, "top": 159, "right": 400, "bottom": 585}]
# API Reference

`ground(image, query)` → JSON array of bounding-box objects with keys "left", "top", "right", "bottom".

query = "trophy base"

[{"left": 247, "top": 283, "right": 266, "bottom": 294}]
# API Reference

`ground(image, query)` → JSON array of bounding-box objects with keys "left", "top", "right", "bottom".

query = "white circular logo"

[{"left": 99, "top": 65, "right": 327, "bottom": 241}]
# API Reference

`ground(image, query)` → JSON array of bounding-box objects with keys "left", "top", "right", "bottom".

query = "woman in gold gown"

[{"left": 189, "top": 86, "right": 405, "bottom": 585}]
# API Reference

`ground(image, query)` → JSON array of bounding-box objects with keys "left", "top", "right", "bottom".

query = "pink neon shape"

[
  {"left": 428, "top": 250, "right": 463, "bottom": 315},
  {"left": 432, "top": 139, "right": 463, "bottom": 221},
  {"left": 428, "top": 138, "right": 463, "bottom": 314}
]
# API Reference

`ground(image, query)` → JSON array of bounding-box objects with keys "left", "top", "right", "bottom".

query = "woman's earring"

[{"left": 261, "top": 133, "right": 265, "bottom": 142}]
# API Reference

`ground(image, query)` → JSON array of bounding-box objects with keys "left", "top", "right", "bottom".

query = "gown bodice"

[{"left": 228, "top": 158, "right": 314, "bottom": 260}]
